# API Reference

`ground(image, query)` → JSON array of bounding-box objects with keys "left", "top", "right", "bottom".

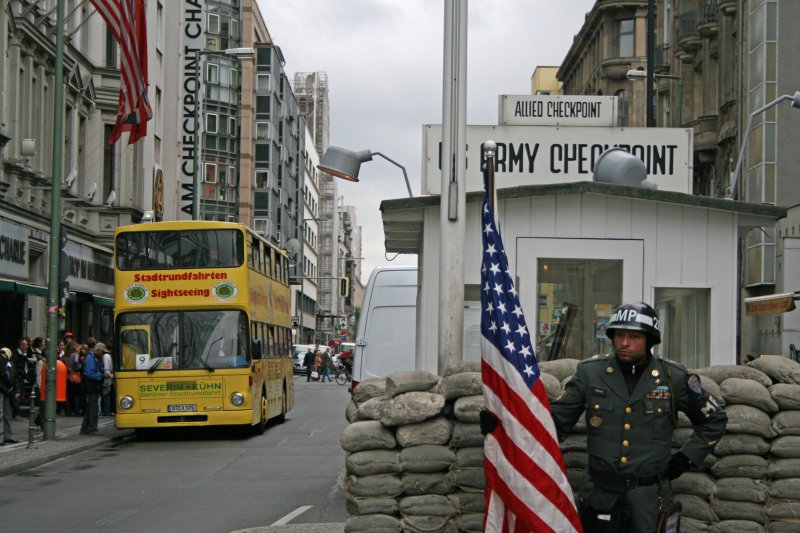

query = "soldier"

[{"left": 550, "top": 301, "right": 727, "bottom": 532}]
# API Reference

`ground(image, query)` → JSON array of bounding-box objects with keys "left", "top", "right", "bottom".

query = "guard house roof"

[{"left": 380, "top": 181, "right": 787, "bottom": 254}]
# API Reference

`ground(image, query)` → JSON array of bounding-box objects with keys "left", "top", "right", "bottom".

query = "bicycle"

[{"left": 334, "top": 364, "right": 351, "bottom": 385}]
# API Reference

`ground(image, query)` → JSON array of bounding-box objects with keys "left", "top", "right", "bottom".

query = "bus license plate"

[{"left": 167, "top": 404, "right": 197, "bottom": 413}]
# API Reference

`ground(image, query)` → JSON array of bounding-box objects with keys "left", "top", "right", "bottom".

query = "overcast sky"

[{"left": 259, "top": 0, "right": 597, "bottom": 279}]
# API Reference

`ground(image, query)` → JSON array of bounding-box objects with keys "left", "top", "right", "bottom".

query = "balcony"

[
  {"left": 654, "top": 44, "right": 672, "bottom": 74},
  {"left": 719, "top": 0, "right": 737, "bottom": 15},
  {"left": 697, "top": 1, "right": 719, "bottom": 37},
  {"left": 677, "top": 12, "right": 702, "bottom": 52},
  {"left": 599, "top": 59, "right": 634, "bottom": 81}
]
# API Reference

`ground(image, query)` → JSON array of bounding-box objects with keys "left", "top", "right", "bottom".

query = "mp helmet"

[{"left": 605, "top": 301, "right": 661, "bottom": 345}]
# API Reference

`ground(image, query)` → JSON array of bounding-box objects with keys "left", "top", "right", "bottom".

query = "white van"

[{"left": 352, "top": 266, "right": 418, "bottom": 389}]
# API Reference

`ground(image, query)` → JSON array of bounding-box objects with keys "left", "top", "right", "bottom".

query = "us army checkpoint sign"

[{"left": 421, "top": 124, "right": 693, "bottom": 195}]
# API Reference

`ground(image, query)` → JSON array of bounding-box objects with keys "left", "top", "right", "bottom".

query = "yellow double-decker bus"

[{"left": 113, "top": 221, "right": 293, "bottom": 433}]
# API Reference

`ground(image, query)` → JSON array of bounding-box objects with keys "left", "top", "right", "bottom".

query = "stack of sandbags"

[
  {"left": 341, "top": 364, "right": 485, "bottom": 533},
  {"left": 747, "top": 356, "right": 800, "bottom": 531}
]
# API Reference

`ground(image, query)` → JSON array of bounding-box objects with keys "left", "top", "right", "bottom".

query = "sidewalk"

[{"left": 0, "top": 410, "right": 130, "bottom": 478}]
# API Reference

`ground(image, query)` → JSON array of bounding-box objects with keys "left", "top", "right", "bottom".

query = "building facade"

[{"left": 557, "top": 0, "right": 800, "bottom": 360}]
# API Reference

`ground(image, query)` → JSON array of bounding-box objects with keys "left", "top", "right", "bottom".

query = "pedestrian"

[
  {"left": 55, "top": 344, "right": 72, "bottom": 416},
  {"left": 303, "top": 346, "right": 316, "bottom": 382},
  {"left": 32, "top": 337, "right": 46, "bottom": 426},
  {"left": 313, "top": 348, "right": 323, "bottom": 382},
  {"left": 101, "top": 344, "right": 114, "bottom": 416},
  {"left": 80, "top": 343, "right": 105, "bottom": 436},
  {"left": 0, "top": 347, "right": 18, "bottom": 444},
  {"left": 11, "top": 337, "right": 32, "bottom": 420},
  {"left": 321, "top": 347, "right": 333, "bottom": 382},
  {"left": 77, "top": 344, "right": 89, "bottom": 415},
  {"left": 65, "top": 341, "right": 82, "bottom": 416},
  {"left": 548, "top": 301, "right": 728, "bottom": 532}
]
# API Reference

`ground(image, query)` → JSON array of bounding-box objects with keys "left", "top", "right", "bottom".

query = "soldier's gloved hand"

[
  {"left": 668, "top": 452, "right": 693, "bottom": 480},
  {"left": 479, "top": 409, "right": 499, "bottom": 436}
]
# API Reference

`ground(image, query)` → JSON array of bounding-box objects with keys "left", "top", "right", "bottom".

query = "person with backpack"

[{"left": 303, "top": 346, "right": 316, "bottom": 382}]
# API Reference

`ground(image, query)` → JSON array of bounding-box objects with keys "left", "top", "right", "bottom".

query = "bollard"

[{"left": 26, "top": 386, "right": 37, "bottom": 449}]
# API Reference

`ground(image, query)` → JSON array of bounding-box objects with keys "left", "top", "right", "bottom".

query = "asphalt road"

[{"left": 2, "top": 377, "right": 351, "bottom": 533}]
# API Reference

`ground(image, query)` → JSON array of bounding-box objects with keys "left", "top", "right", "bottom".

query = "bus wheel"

[
  {"left": 275, "top": 382, "right": 287, "bottom": 424},
  {"left": 254, "top": 389, "right": 268, "bottom": 435}
]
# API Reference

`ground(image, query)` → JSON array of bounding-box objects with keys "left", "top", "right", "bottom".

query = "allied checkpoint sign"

[
  {"left": 421, "top": 124, "right": 693, "bottom": 195},
  {"left": 499, "top": 94, "right": 618, "bottom": 127}
]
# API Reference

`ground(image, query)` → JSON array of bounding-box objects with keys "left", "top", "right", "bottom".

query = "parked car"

[{"left": 292, "top": 344, "right": 315, "bottom": 374}]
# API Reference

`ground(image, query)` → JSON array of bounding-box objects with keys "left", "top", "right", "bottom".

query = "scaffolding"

[{"left": 293, "top": 71, "right": 329, "bottom": 158}]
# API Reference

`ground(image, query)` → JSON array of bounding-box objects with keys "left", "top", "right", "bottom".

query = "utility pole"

[
  {"left": 43, "top": 0, "right": 66, "bottom": 440},
  {"left": 646, "top": 0, "right": 655, "bottom": 127}
]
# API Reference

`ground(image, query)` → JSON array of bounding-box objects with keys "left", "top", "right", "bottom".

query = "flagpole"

[{"left": 483, "top": 140, "right": 497, "bottom": 214}]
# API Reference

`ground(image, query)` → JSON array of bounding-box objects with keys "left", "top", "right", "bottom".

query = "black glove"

[
  {"left": 668, "top": 452, "right": 693, "bottom": 480},
  {"left": 479, "top": 409, "right": 499, "bottom": 436}
]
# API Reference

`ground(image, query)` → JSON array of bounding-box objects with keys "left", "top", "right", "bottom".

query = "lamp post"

[
  {"left": 646, "top": 0, "right": 655, "bottom": 127},
  {"left": 192, "top": 47, "right": 254, "bottom": 220},
  {"left": 318, "top": 146, "right": 413, "bottom": 198},
  {"left": 627, "top": 70, "right": 683, "bottom": 126},
  {"left": 43, "top": 0, "right": 66, "bottom": 441},
  {"left": 728, "top": 91, "right": 800, "bottom": 199}
]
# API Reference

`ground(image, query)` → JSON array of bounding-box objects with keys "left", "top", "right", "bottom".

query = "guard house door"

[{"left": 516, "top": 238, "right": 644, "bottom": 360}]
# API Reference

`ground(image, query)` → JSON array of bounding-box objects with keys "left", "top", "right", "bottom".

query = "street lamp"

[
  {"left": 627, "top": 69, "right": 683, "bottom": 126},
  {"left": 318, "top": 146, "right": 413, "bottom": 198},
  {"left": 728, "top": 91, "right": 800, "bottom": 199},
  {"left": 192, "top": 47, "right": 254, "bottom": 219}
]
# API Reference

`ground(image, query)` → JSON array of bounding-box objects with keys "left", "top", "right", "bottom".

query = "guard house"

[{"left": 380, "top": 181, "right": 786, "bottom": 371}]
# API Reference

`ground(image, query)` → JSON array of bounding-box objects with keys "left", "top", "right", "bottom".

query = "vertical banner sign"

[{"left": 179, "top": 1, "right": 205, "bottom": 219}]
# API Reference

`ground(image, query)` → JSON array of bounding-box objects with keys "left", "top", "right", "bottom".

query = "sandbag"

[
  {"left": 401, "top": 472, "right": 453, "bottom": 496},
  {"left": 380, "top": 391, "right": 445, "bottom": 426},
  {"left": 454, "top": 512, "right": 485, "bottom": 533},
  {"left": 670, "top": 472, "right": 717, "bottom": 499},
  {"left": 563, "top": 451, "right": 588, "bottom": 469},
  {"left": 768, "top": 458, "right": 800, "bottom": 479},
  {"left": 768, "top": 522, "right": 800, "bottom": 533},
  {"left": 438, "top": 372, "right": 482, "bottom": 400},
  {"left": 694, "top": 365, "right": 772, "bottom": 388},
  {"left": 347, "top": 473, "right": 403, "bottom": 498},
  {"left": 748, "top": 355, "right": 800, "bottom": 384},
  {"left": 770, "top": 436, "right": 800, "bottom": 458},
  {"left": 399, "top": 445, "right": 456, "bottom": 473},
  {"left": 679, "top": 517, "right": 714, "bottom": 533},
  {"left": 344, "top": 514, "right": 403, "bottom": 533},
  {"left": 771, "top": 411, "right": 800, "bottom": 436},
  {"left": 724, "top": 404, "right": 777, "bottom": 438},
  {"left": 711, "top": 499, "right": 765, "bottom": 524},
  {"left": 698, "top": 375, "right": 725, "bottom": 406},
  {"left": 769, "top": 479, "right": 800, "bottom": 500},
  {"left": 720, "top": 378, "right": 778, "bottom": 413},
  {"left": 455, "top": 447, "right": 484, "bottom": 468},
  {"left": 444, "top": 361, "right": 481, "bottom": 376},
  {"left": 346, "top": 450, "right": 402, "bottom": 476},
  {"left": 352, "top": 378, "right": 388, "bottom": 403},
  {"left": 675, "top": 494, "right": 717, "bottom": 522},
  {"left": 559, "top": 434, "right": 587, "bottom": 453},
  {"left": 673, "top": 427, "right": 694, "bottom": 448},
  {"left": 346, "top": 495, "right": 399, "bottom": 516},
  {"left": 399, "top": 494, "right": 455, "bottom": 516},
  {"left": 710, "top": 454, "right": 768, "bottom": 479},
  {"left": 356, "top": 396, "right": 389, "bottom": 421},
  {"left": 444, "top": 467, "right": 485, "bottom": 491},
  {"left": 714, "top": 477, "right": 768, "bottom": 503},
  {"left": 539, "top": 372, "right": 562, "bottom": 401},
  {"left": 713, "top": 433, "right": 770, "bottom": 456},
  {"left": 346, "top": 399, "right": 359, "bottom": 423},
  {"left": 766, "top": 502, "right": 800, "bottom": 521},
  {"left": 341, "top": 420, "right": 398, "bottom": 453},
  {"left": 769, "top": 383, "right": 800, "bottom": 410},
  {"left": 385, "top": 371, "right": 440, "bottom": 398},
  {"left": 450, "top": 422, "right": 484, "bottom": 448},
  {"left": 452, "top": 395, "right": 483, "bottom": 423},
  {"left": 714, "top": 521, "right": 765, "bottom": 533},
  {"left": 538, "top": 358, "right": 580, "bottom": 382},
  {"left": 402, "top": 516, "right": 456, "bottom": 533},
  {"left": 448, "top": 491, "right": 485, "bottom": 513},
  {"left": 395, "top": 416, "right": 452, "bottom": 447}
]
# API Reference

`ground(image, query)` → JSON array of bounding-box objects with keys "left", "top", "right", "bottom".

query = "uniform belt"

[{"left": 589, "top": 470, "right": 666, "bottom": 493}]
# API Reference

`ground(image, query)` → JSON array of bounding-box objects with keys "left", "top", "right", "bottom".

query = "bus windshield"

[
  {"left": 117, "top": 310, "right": 250, "bottom": 371},
  {"left": 116, "top": 229, "right": 244, "bottom": 270}
]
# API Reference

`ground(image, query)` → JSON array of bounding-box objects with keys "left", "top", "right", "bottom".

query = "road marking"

[
  {"left": 97, "top": 509, "right": 139, "bottom": 526},
  {"left": 271, "top": 505, "right": 312, "bottom": 526}
]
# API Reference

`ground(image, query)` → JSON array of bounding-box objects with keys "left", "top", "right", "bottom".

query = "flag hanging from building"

[
  {"left": 91, "top": 0, "right": 152, "bottom": 144},
  {"left": 480, "top": 167, "right": 582, "bottom": 533}
]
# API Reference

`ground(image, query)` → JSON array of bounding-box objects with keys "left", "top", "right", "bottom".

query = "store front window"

[
  {"left": 536, "top": 258, "right": 623, "bottom": 360},
  {"left": 654, "top": 288, "right": 710, "bottom": 369}
]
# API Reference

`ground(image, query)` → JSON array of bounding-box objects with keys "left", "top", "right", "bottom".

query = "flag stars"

[
  {"left": 483, "top": 281, "right": 491, "bottom": 294},
  {"left": 493, "top": 283, "right": 504, "bottom": 295},
  {"left": 501, "top": 322, "right": 511, "bottom": 335},
  {"left": 490, "top": 262, "right": 501, "bottom": 275},
  {"left": 520, "top": 345, "right": 532, "bottom": 357},
  {"left": 512, "top": 305, "right": 523, "bottom": 318},
  {"left": 489, "top": 321, "right": 498, "bottom": 334},
  {"left": 522, "top": 364, "right": 535, "bottom": 377},
  {"left": 505, "top": 340, "right": 516, "bottom": 353},
  {"left": 483, "top": 223, "right": 494, "bottom": 236},
  {"left": 486, "top": 301, "right": 494, "bottom": 314},
  {"left": 486, "top": 244, "right": 497, "bottom": 257},
  {"left": 497, "top": 301, "right": 507, "bottom": 314},
  {"left": 516, "top": 324, "right": 528, "bottom": 338}
]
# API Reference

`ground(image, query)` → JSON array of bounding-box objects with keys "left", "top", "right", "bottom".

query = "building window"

[
  {"left": 256, "top": 122, "right": 272, "bottom": 141},
  {"left": 616, "top": 89, "right": 629, "bottom": 127},
  {"left": 206, "top": 113, "right": 218, "bottom": 134},
  {"left": 103, "top": 125, "right": 116, "bottom": 200},
  {"left": 654, "top": 288, "right": 710, "bottom": 368},
  {"left": 255, "top": 170, "right": 272, "bottom": 189},
  {"left": 105, "top": 27, "right": 117, "bottom": 68},
  {"left": 257, "top": 74, "right": 272, "bottom": 92},
  {"left": 207, "top": 13, "right": 219, "bottom": 34},
  {"left": 618, "top": 19, "right": 634, "bottom": 57},
  {"left": 205, "top": 163, "right": 217, "bottom": 183},
  {"left": 536, "top": 258, "right": 623, "bottom": 359},
  {"left": 206, "top": 63, "right": 219, "bottom": 84}
]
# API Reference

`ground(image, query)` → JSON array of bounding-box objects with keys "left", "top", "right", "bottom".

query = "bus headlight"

[
  {"left": 119, "top": 396, "right": 134, "bottom": 410},
  {"left": 230, "top": 392, "right": 245, "bottom": 406}
]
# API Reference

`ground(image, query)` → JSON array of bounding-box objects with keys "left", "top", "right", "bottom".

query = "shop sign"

[
  {"left": 499, "top": 95, "right": 617, "bottom": 127},
  {"left": 64, "top": 241, "right": 113, "bottom": 295},
  {"left": 0, "top": 219, "right": 28, "bottom": 278}
]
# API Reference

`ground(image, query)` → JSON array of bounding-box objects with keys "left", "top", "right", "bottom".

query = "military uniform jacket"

[{"left": 551, "top": 354, "right": 727, "bottom": 478}]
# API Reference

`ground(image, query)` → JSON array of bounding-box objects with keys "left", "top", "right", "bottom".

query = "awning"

[
  {"left": 0, "top": 279, "right": 49, "bottom": 298},
  {"left": 745, "top": 292, "right": 800, "bottom": 316},
  {"left": 93, "top": 295, "right": 114, "bottom": 308}
]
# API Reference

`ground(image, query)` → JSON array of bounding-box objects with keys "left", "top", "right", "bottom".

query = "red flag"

[
  {"left": 91, "top": 0, "right": 151, "bottom": 144},
  {"left": 480, "top": 164, "right": 582, "bottom": 532}
]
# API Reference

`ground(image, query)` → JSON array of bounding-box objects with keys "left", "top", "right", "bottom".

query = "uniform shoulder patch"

[{"left": 687, "top": 374, "right": 704, "bottom": 395}]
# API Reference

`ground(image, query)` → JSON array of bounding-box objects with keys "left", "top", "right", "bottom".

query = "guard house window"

[
  {"left": 616, "top": 89, "right": 629, "bottom": 127},
  {"left": 654, "top": 288, "right": 710, "bottom": 369},
  {"left": 536, "top": 258, "right": 623, "bottom": 360},
  {"left": 618, "top": 19, "right": 634, "bottom": 57}
]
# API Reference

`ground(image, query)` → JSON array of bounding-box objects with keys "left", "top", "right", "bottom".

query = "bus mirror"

[{"left": 252, "top": 339, "right": 262, "bottom": 360}]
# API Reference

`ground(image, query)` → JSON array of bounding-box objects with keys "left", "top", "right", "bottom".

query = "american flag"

[
  {"left": 91, "top": 0, "right": 152, "bottom": 144},
  {"left": 480, "top": 169, "right": 582, "bottom": 533}
]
